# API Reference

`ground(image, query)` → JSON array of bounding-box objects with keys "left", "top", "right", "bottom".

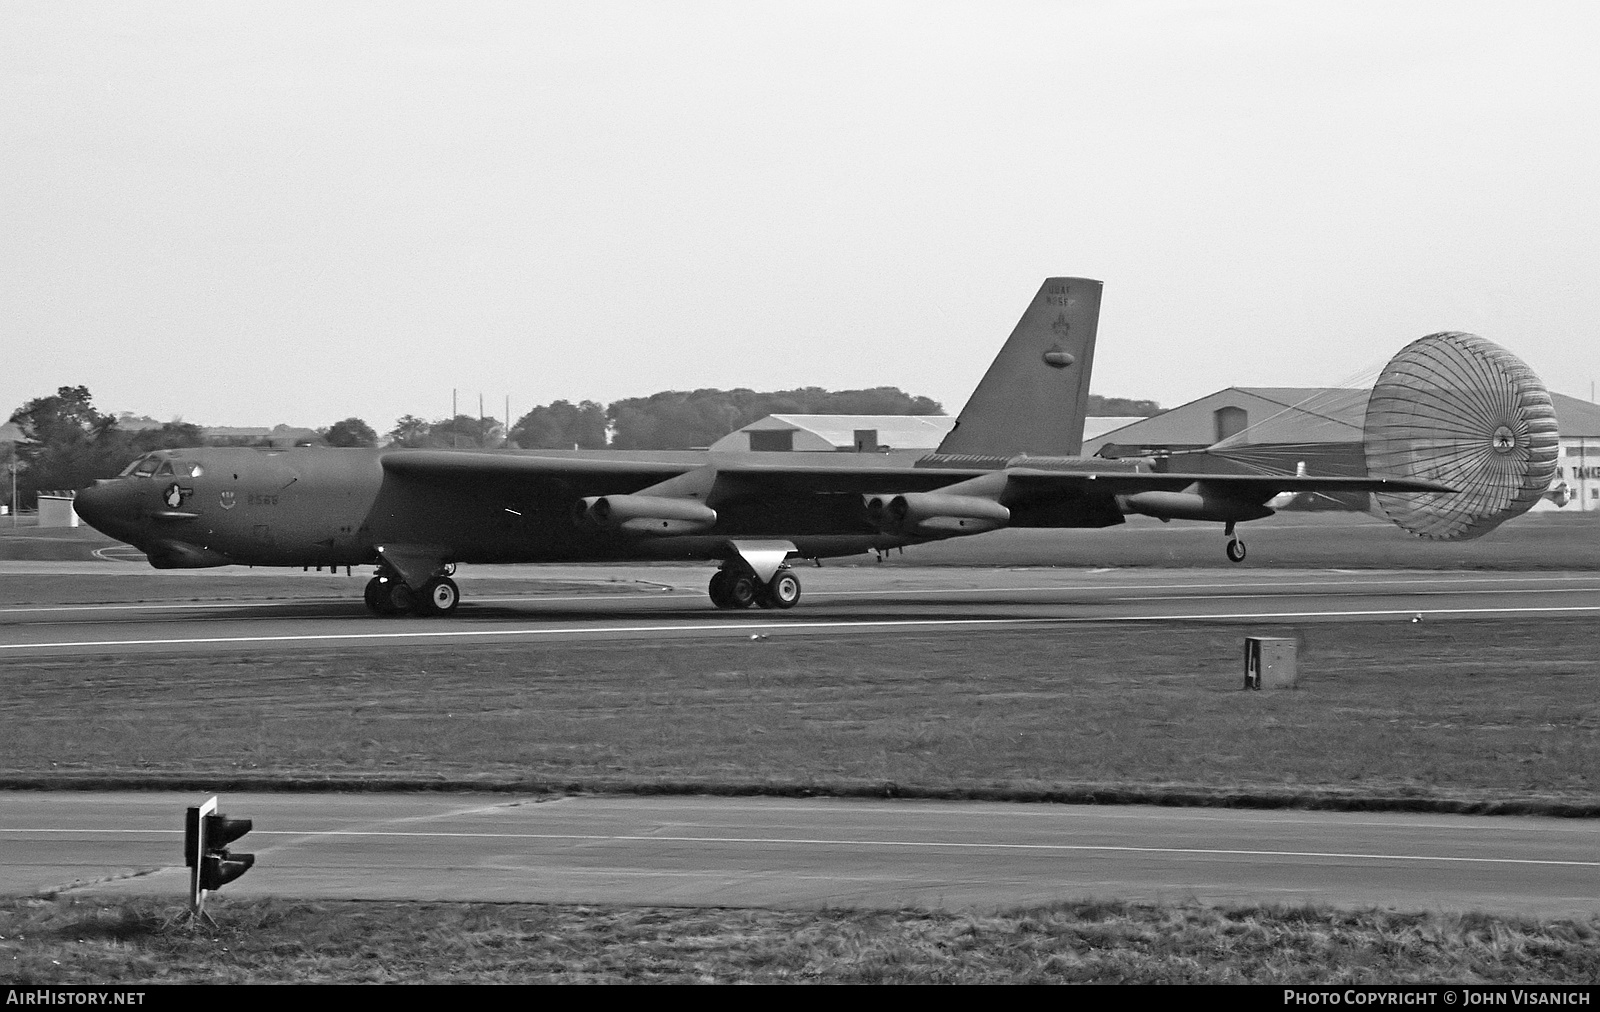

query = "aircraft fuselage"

[{"left": 75, "top": 445, "right": 945, "bottom": 571}]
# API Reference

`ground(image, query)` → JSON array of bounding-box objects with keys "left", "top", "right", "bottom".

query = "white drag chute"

[{"left": 1364, "top": 332, "right": 1559, "bottom": 540}]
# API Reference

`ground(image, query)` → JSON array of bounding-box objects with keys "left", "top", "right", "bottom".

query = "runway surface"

[
  {"left": 3, "top": 793, "right": 1595, "bottom": 916},
  {"left": 3, "top": 563, "right": 1600, "bottom": 658},
  {"left": 5, "top": 564, "right": 1597, "bottom": 918}
]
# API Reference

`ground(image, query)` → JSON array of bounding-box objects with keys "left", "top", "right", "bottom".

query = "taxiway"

[{"left": 3, "top": 793, "right": 1595, "bottom": 917}]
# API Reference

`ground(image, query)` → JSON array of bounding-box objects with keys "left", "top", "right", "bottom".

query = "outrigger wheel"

[{"left": 1223, "top": 521, "right": 1246, "bottom": 564}]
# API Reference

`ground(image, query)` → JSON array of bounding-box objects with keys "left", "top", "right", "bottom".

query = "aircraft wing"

[
  {"left": 381, "top": 450, "right": 694, "bottom": 491},
  {"left": 380, "top": 450, "right": 990, "bottom": 495},
  {"left": 380, "top": 450, "right": 1451, "bottom": 499},
  {"left": 1003, "top": 468, "right": 1454, "bottom": 495}
]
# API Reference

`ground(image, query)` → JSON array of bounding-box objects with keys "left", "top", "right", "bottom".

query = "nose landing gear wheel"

[
  {"left": 418, "top": 576, "right": 460, "bottom": 616},
  {"left": 1226, "top": 539, "right": 1247, "bottom": 563}
]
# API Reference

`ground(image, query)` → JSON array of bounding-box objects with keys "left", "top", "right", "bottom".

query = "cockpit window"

[{"left": 120, "top": 455, "right": 201, "bottom": 478}]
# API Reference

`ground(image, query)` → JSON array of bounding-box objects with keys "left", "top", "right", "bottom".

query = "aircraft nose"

[{"left": 74, "top": 480, "right": 137, "bottom": 532}]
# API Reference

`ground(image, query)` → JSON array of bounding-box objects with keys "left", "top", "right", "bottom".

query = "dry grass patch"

[
  {"left": 3, "top": 896, "right": 1596, "bottom": 983},
  {"left": 3, "top": 619, "right": 1596, "bottom": 806}
]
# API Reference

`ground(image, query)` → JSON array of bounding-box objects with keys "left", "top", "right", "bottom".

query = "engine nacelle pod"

[
  {"left": 865, "top": 492, "right": 1010, "bottom": 535},
  {"left": 1116, "top": 490, "right": 1274, "bottom": 524},
  {"left": 575, "top": 495, "right": 718, "bottom": 536}
]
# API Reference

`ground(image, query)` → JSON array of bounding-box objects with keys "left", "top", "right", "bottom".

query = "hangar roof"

[
  {"left": 1086, "top": 388, "right": 1370, "bottom": 455},
  {"left": 710, "top": 414, "right": 957, "bottom": 452},
  {"left": 1088, "top": 386, "right": 1600, "bottom": 456},
  {"left": 1552, "top": 392, "right": 1600, "bottom": 438},
  {"left": 713, "top": 414, "right": 1155, "bottom": 453}
]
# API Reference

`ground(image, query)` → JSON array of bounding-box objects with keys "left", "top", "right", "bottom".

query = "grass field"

[
  {"left": 5, "top": 618, "right": 1596, "bottom": 810},
  {"left": 5, "top": 528, "right": 1597, "bottom": 982},
  {"left": 4, "top": 895, "right": 1596, "bottom": 984}
]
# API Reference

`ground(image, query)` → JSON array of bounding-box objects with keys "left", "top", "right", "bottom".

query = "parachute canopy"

[{"left": 1363, "top": 332, "right": 1559, "bottom": 540}]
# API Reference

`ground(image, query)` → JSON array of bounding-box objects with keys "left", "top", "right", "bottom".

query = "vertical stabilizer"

[{"left": 936, "top": 277, "right": 1102, "bottom": 457}]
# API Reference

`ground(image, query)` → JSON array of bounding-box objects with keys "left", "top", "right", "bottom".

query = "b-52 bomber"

[{"left": 77, "top": 277, "right": 1532, "bottom": 617}]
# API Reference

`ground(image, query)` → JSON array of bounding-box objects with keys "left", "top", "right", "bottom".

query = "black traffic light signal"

[
  {"left": 200, "top": 814, "right": 255, "bottom": 890},
  {"left": 185, "top": 796, "right": 255, "bottom": 912}
]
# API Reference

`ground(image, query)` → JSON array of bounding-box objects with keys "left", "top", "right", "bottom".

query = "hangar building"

[
  {"left": 1087, "top": 387, "right": 1600, "bottom": 512},
  {"left": 1085, "top": 388, "right": 1370, "bottom": 457},
  {"left": 709, "top": 414, "right": 956, "bottom": 452},
  {"left": 1548, "top": 392, "right": 1600, "bottom": 511},
  {"left": 711, "top": 414, "right": 1145, "bottom": 453}
]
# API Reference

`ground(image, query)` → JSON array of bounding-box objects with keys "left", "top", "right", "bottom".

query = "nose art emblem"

[
  {"left": 220, "top": 490, "right": 236, "bottom": 510},
  {"left": 163, "top": 483, "right": 193, "bottom": 509}
]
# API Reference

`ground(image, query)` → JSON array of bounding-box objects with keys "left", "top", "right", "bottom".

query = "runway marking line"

[
  {"left": 8, "top": 828, "right": 1594, "bottom": 869},
  {"left": 4, "top": 574, "right": 1598, "bottom": 617},
  {"left": 1111, "top": 587, "right": 1600, "bottom": 603},
  {"left": 10, "top": 808, "right": 1597, "bottom": 834},
  {"left": 6, "top": 604, "right": 1600, "bottom": 651}
]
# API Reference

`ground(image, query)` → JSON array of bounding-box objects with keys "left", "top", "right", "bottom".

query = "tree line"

[
  {"left": 0, "top": 385, "right": 941, "bottom": 508},
  {"left": 512, "top": 386, "right": 943, "bottom": 451},
  {"left": 1086, "top": 395, "right": 1162, "bottom": 417},
  {"left": 5, "top": 384, "right": 1160, "bottom": 508},
  {"left": 0, "top": 388, "right": 388, "bottom": 509}
]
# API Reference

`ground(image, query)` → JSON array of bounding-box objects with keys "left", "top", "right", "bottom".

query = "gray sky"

[{"left": 4, "top": 1, "right": 1597, "bottom": 431}]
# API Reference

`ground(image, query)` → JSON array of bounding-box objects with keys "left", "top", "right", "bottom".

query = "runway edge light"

[{"left": 184, "top": 795, "right": 255, "bottom": 916}]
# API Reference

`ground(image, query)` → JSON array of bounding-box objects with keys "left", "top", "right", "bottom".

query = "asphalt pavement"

[
  {"left": 4, "top": 793, "right": 1597, "bottom": 916},
  {"left": 3, "top": 564, "right": 1599, "bottom": 658},
  {"left": 4, "top": 564, "right": 1597, "bottom": 918}
]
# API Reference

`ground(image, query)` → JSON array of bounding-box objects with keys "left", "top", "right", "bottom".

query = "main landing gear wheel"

[
  {"left": 708, "top": 569, "right": 761, "bottom": 609},
  {"left": 417, "top": 576, "right": 460, "bottom": 616},
  {"left": 365, "top": 575, "right": 409, "bottom": 616},
  {"left": 1226, "top": 539, "right": 1247, "bottom": 563},
  {"left": 761, "top": 570, "right": 802, "bottom": 609},
  {"left": 365, "top": 564, "right": 460, "bottom": 617},
  {"left": 385, "top": 582, "right": 416, "bottom": 615},
  {"left": 708, "top": 571, "right": 735, "bottom": 608},
  {"left": 726, "top": 573, "right": 759, "bottom": 609}
]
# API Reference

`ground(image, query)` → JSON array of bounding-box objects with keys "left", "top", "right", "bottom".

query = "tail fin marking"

[{"left": 935, "top": 277, "right": 1102, "bottom": 458}]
